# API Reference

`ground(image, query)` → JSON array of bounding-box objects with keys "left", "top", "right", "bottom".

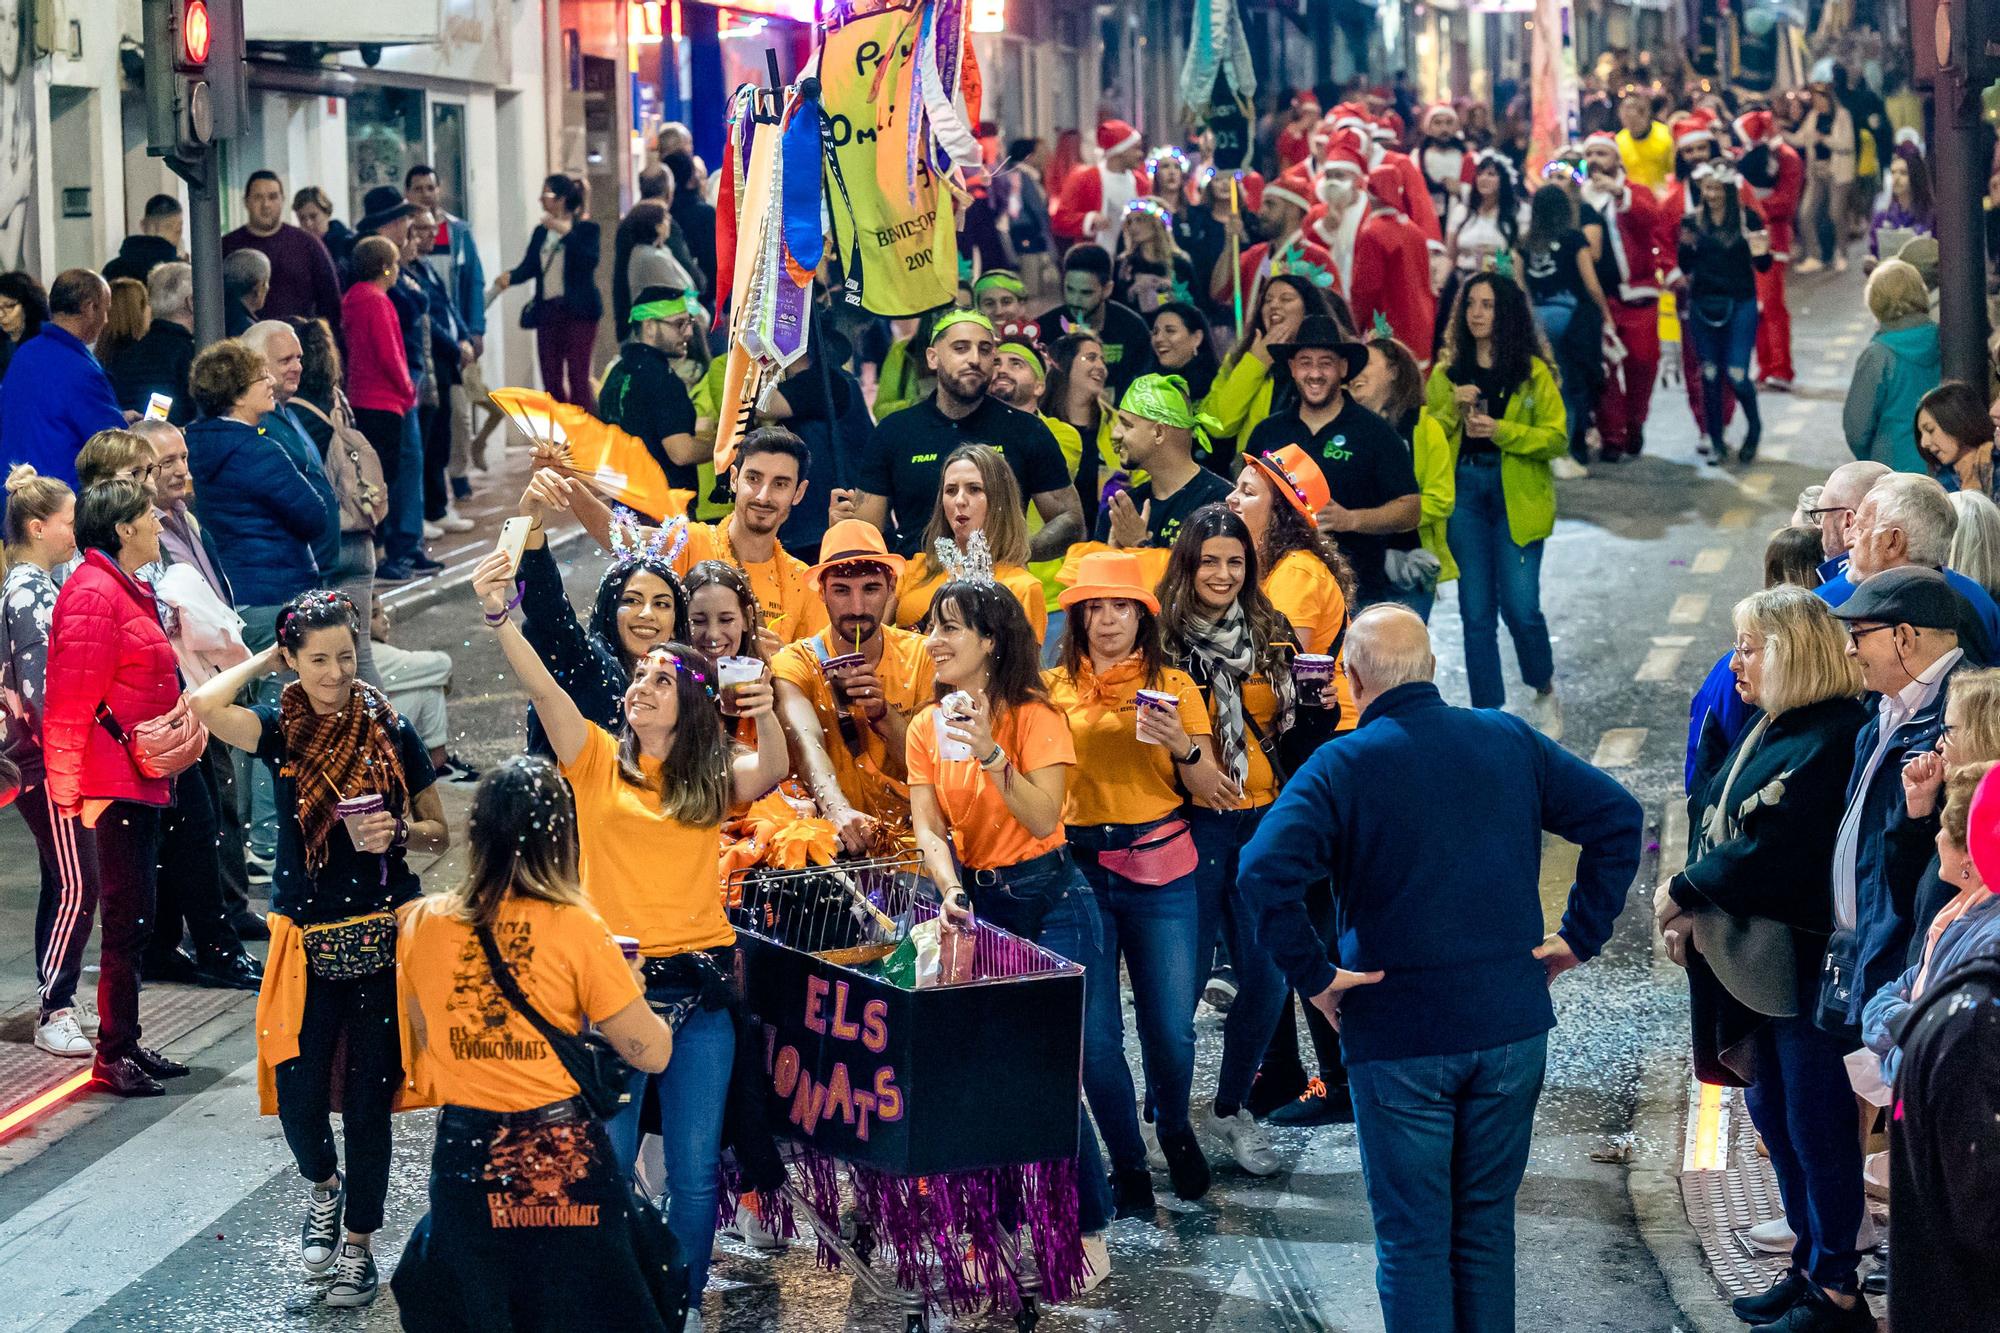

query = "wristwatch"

[{"left": 1176, "top": 741, "right": 1202, "bottom": 767}]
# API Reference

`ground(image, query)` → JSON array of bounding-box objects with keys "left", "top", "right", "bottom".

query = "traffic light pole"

[
  {"left": 1934, "top": 65, "right": 1991, "bottom": 383},
  {"left": 169, "top": 152, "right": 225, "bottom": 350}
]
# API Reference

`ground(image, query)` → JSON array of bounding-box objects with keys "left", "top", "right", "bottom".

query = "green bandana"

[
  {"left": 1119, "top": 373, "right": 1222, "bottom": 453},
  {"left": 630, "top": 292, "right": 704, "bottom": 324},
  {"left": 996, "top": 341, "right": 1045, "bottom": 378},
  {"left": 972, "top": 270, "right": 1027, "bottom": 298},
  {"left": 930, "top": 308, "right": 995, "bottom": 343}
]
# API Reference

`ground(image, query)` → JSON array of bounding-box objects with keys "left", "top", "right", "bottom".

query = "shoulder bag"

[
  {"left": 475, "top": 925, "right": 637, "bottom": 1120},
  {"left": 291, "top": 392, "right": 389, "bottom": 532},
  {"left": 96, "top": 694, "right": 207, "bottom": 780},
  {"left": 518, "top": 231, "right": 565, "bottom": 330}
]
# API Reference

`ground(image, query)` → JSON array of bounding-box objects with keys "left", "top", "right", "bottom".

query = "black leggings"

[
  {"left": 274, "top": 967, "right": 402, "bottom": 1234},
  {"left": 17, "top": 784, "right": 97, "bottom": 1018},
  {"left": 94, "top": 802, "right": 162, "bottom": 1063}
]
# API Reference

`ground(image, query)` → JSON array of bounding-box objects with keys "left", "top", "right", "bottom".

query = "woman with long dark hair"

[
  {"left": 1868, "top": 144, "right": 1935, "bottom": 265},
  {"left": 1915, "top": 380, "right": 1995, "bottom": 496},
  {"left": 1043, "top": 331, "right": 1120, "bottom": 523},
  {"left": 473, "top": 544, "right": 785, "bottom": 1315},
  {"left": 1201, "top": 274, "right": 1334, "bottom": 447},
  {"left": 1678, "top": 163, "right": 1771, "bottom": 464},
  {"left": 510, "top": 468, "right": 691, "bottom": 754},
  {"left": 1446, "top": 150, "right": 1528, "bottom": 277},
  {"left": 0, "top": 270, "right": 49, "bottom": 379},
  {"left": 1155, "top": 504, "right": 1297, "bottom": 1174},
  {"left": 391, "top": 757, "right": 679, "bottom": 1330},
  {"left": 907, "top": 579, "right": 1115, "bottom": 1284},
  {"left": 1523, "top": 184, "right": 1611, "bottom": 459},
  {"left": 1425, "top": 273, "right": 1568, "bottom": 712},
  {"left": 495, "top": 174, "right": 602, "bottom": 409},
  {"left": 194, "top": 589, "right": 450, "bottom": 1309},
  {"left": 1148, "top": 302, "right": 1221, "bottom": 431}
]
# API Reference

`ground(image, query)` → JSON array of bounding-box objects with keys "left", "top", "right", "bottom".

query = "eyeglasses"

[
  {"left": 1846, "top": 624, "right": 1894, "bottom": 643},
  {"left": 1940, "top": 723, "right": 1959, "bottom": 742},
  {"left": 1804, "top": 506, "right": 1853, "bottom": 523}
]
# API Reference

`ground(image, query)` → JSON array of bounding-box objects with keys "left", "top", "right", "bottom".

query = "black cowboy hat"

[
  {"left": 358, "top": 186, "right": 421, "bottom": 236},
  {"left": 1267, "top": 314, "right": 1369, "bottom": 380}
]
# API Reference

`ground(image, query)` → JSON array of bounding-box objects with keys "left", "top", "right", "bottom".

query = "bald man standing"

[{"left": 1241, "top": 606, "right": 1644, "bottom": 1333}]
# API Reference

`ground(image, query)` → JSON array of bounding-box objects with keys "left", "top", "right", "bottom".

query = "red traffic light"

[{"left": 182, "top": 0, "right": 211, "bottom": 64}]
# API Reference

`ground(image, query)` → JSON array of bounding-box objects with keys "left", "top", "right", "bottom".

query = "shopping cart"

[{"left": 725, "top": 851, "right": 1087, "bottom": 1332}]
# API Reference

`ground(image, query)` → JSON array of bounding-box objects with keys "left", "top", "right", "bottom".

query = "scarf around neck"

[
  {"left": 1182, "top": 605, "right": 1295, "bottom": 785},
  {"left": 1071, "top": 652, "right": 1148, "bottom": 714},
  {"left": 278, "top": 679, "right": 409, "bottom": 876}
]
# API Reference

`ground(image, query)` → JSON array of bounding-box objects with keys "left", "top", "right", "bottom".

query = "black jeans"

[
  {"left": 423, "top": 360, "right": 461, "bottom": 521},
  {"left": 17, "top": 784, "right": 98, "bottom": 1018},
  {"left": 148, "top": 758, "right": 240, "bottom": 966},
  {"left": 94, "top": 801, "right": 163, "bottom": 1063},
  {"left": 354, "top": 407, "right": 407, "bottom": 500},
  {"left": 274, "top": 966, "right": 402, "bottom": 1234},
  {"left": 205, "top": 742, "right": 251, "bottom": 919}
]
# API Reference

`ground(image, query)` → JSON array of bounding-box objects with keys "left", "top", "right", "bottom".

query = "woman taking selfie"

[
  {"left": 906, "top": 579, "right": 1115, "bottom": 1286},
  {"left": 895, "top": 444, "right": 1048, "bottom": 639},
  {"left": 1425, "top": 273, "right": 1568, "bottom": 713},
  {"left": 391, "top": 757, "right": 680, "bottom": 1330},
  {"left": 193, "top": 590, "right": 449, "bottom": 1309},
  {"left": 1046, "top": 551, "right": 1221, "bottom": 1208},
  {"left": 513, "top": 468, "right": 690, "bottom": 754},
  {"left": 1155, "top": 504, "right": 1296, "bottom": 1177},
  {"left": 473, "top": 546, "right": 784, "bottom": 1313}
]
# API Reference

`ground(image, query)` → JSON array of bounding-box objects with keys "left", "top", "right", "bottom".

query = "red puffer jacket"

[{"left": 44, "top": 550, "right": 182, "bottom": 811}]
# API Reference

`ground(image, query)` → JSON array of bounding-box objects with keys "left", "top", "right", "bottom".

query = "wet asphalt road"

[{"left": 0, "top": 266, "right": 1873, "bottom": 1332}]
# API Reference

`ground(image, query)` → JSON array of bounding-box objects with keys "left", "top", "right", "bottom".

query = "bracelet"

[
  {"left": 392, "top": 817, "right": 409, "bottom": 848},
  {"left": 979, "top": 744, "right": 1005, "bottom": 770},
  {"left": 484, "top": 581, "right": 525, "bottom": 626}
]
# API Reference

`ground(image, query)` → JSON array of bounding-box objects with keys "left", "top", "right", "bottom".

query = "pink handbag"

[{"left": 96, "top": 695, "right": 208, "bottom": 780}]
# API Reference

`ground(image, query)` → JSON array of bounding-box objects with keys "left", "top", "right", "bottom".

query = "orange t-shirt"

[
  {"left": 1043, "top": 659, "right": 1212, "bottom": 828},
  {"left": 1264, "top": 549, "right": 1356, "bottom": 730},
  {"left": 907, "top": 698, "right": 1074, "bottom": 870},
  {"left": 894, "top": 561, "right": 1051, "bottom": 642},
  {"left": 397, "top": 896, "right": 642, "bottom": 1112},
  {"left": 673, "top": 515, "right": 830, "bottom": 645},
  {"left": 1236, "top": 674, "right": 1283, "bottom": 808},
  {"left": 771, "top": 626, "right": 938, "bottom": 822},
  {"left": 561, "top": 724, "right": 733, "bottom": 957}
]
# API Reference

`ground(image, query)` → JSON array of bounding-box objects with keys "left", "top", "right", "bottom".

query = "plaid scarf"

[
  {"left": 279, "top": 679, "right": 409, "bottom": 875},
  {"left": 1182, "top": 605, "right": 1294, "bottom": 786}
]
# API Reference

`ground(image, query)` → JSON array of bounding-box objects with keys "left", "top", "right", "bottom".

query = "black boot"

[
  {"left": 1701, "top": 371, "right": 1729, "bottom": 464},
  {"left": 1732, "top": 376, "right": 1762, "bottom": 461},
  {"left": 1157, "top": 1124, "right": 1213, "bottom": 1202},
  {"left": 1732, "top": 1269, "right": 1808, "bottom": 1324},
  {"left": 1109, "top": 1166, "right": 1155, "bottom": 1218}
]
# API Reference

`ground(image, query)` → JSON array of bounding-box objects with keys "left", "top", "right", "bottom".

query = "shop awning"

[{"left": 244, "top": 0, "right": 443, "bottom": 46}]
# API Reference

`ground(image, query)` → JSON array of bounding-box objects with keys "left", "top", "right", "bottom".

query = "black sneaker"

[
  {"left": 1157, "top": 1124, "right": 1213, "bottom": 1202},
  {"left": 194, "top": 949, "right": 263, "bottom": 992},
  {"left": 1267, "top": 1078, "right": 1355, "bottom": 1126},
  {"left": 131, "top": 1046, "right": 190, "bottom": 1079},
  {"left": 437, "top": 752, "right": 483, "bottom": 784},
  {"left": 1245, "top": 1067, "right": 1308, "bottom": 1120},
  {"left": 1763, "top": 1285, "right": 1874, "bottom": 1333},
  {"left": 409, "top": 555, "right": 447, "bottom": 576},
  {"left": 1733, "top": 1269, "right": 1809, "bottom": 1324},
  {"left": 301, "top": 1171, "right": 344, "bottom": 1274},
  {"left": 1109, "top": 1166, "right": 1155, "bottom": 1218},
  {"left": 325, "top": 1241, "right": 378, "bottom": 1307},
  {"left": 92, "top": 1055, "right": 164, "bottom": 1097}
]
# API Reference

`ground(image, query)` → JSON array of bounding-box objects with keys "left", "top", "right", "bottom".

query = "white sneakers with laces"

[
  {"left": 301, "top": 1173, "right": 344, "bottom": 1274},
  {"left": 1138, "top": 1117, "right": 1168, "bottom": 1171},
  {"left": 73, "top": 997, "right": 99, "bottom": 1037},
  {"left": 34, "top": 1008, "right": 92, "bottom": 1057},
  {"left": 1204, "top": 1106, "right": 1282, "bottom": 1177}
]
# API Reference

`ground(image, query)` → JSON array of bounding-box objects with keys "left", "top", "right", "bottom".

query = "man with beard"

[
  {"left": 1416, "top": 104, "right": 1476, "bottom": 224},
  {"left": 1051, "top": 119, "right": 1150, "bottom": 255},
  {"left": 851, "top": 310, "right": 1081, "bottom": 557},
  {"left": 772, "top": 520, "right": 937, "bottom": 853},
  {"left": 1582, "top": 132, "right": 1664, "bottom": 460},
  {"left": 1219, "top": 164, "right": 1330, "bottom": 313},
  {"left": 1037, "top": 244, "right": 1153, "bottom": 396},
  {"left": 988, "top": 322, "right": 1084, "bottom": 470},
  {"left": 1099, "top": 373, "right": 1233, "bottom": 548},
  {"left": 598, "top": 285, "right": 704, "bottom": 500},
  {"left": 1243, "top": 316, "right": 1421, "bottom": 605}
]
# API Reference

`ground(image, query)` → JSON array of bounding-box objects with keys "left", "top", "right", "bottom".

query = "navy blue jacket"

[
  {"left": 508, "top": 221, "right": 603, "bottom": 323},
  {"left": 1829, "top": 657, "right": 1966, "bottom": 1031},
  {"left": 186, "top": 416, "right": 332, "bottom": 607},
  {"left": 259, "top": 405, "right": 343, "bottom": 578},
  {"left": 0, "top": 325, "right": 126, "bottom": 487},
  {"left": 1240, "top": 681, "right": 1644, "bottom": 1063}
]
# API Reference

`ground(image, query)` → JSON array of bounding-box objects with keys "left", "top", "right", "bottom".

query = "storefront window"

[
  {"left": 430, "top": 102, "right": 469, "bottom": 223},
  {"left": 348, "top": 86, "right": 427, "bottom": 207}
]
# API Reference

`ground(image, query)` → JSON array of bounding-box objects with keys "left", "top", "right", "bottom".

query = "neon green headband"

[
  {"left": 930, "top": 309, "right": 995, "bottom": 343},
  {"left": 996, "top": 342, "right": 1045, "bottom": 378},
  {"left": 1119, "top": 373, "right": 1222, "bottom": 453},
  {"left": 972, "top": 270, "right": 1027, "bottom": 298},
  {"left": 630, "top": 293, "right": 703, "bottom": 324}
]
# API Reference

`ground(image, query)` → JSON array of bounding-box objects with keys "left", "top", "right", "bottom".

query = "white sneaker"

[
  {"left": 1551, "top": 455, "right": 1588, "bottom": 480},
  {"left": 684, "top": 1309, "right": 705, "bottom": 1333},
  {"left": 1202, "top": 971, "right": 1238, "bottom": 1014},
  {"left": 34, "top": 1008, "right": 92, "bottom": 1057},
  {"left": 1079, "top": 1231, "right": 1111, "bottom": 1294},
  {"left": 1856, "top": 1210, "right": 1883, "bottom": 1253},
  {"left": 1794, "top": 257, "right": 1825, "bottom": 275},
  {"left": 74, "top": 997, "right": 99, "bottom": 1037},
  {"left": 438, "top": 510, "right": 475, "bottom": 533},
  {"left": 1203, "top": 1106, "right": 1282, "bottom": 1177},
  {"left": 724, "top": 1198, "right": 785, "bottom": 1252},
  {"left": 422, "top": 521, "right": 444, "bottom": 541},
  {"left": 1744, "top": 1215, "right": 1796, "bottom": 1254},
  {"left": 301, "top": 1174, "right": 344, "bottom": 1273},
  {"left": 1139, "top": 1118, "right": 1168, "bottom": 1171}
]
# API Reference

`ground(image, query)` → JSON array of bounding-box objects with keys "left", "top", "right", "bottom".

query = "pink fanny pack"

[{"left": 1096, "top": 817, "right": 1198, "bottom": 887}]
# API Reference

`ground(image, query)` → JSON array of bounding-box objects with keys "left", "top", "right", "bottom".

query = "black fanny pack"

[
  {"left": 640, "top": 947, "right": 738, "bottom": 1032},
  {"left": 1812, "top": 927, "right": 1862, "bottom": 1035}
]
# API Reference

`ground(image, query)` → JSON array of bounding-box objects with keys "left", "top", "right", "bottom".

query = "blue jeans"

[
  {"left": 383, "top": 409, "right": 427, "bottom": 567},
  {"left": 1688, "top": 297, "right": 1762, "bottom": 451},
  {"left": 236, "top": 604, "right": 284, "bottom": 860},
  {"left": 1071, "top": 835, "right": 1200, "bottom": 1157},
  {"left": 605, "top": 1003, "right": 734, "bottom": 1299},
  {"left": 1041, "top": 609, "right": 1067, "bottom": 668},
  {"left": 1188, "top": 804, "right": 1288, "bottom": 1111},
  {"left": 1447, "top": 462, "right": 1553, "bottom": 710},
  {"left": 1741, "top": 1016, "right": 1865, "bottom": 1292},
  {"left": 965, "top": 855, "right": 1115, "bottom": 1233},
  {"left": 1535, "top": 295, "right": 1595, "bottom": 455},
  {"left": 1347, "top": 1031, "right": 1548, "bottom": 1333}
]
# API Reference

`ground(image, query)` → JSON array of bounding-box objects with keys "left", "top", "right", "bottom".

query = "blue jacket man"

[
  {"left": 0, "top": 271, "right": 125, "bottom": 486},
  {"left": 1240, "top": 606, "right": 1642, "bottom": 1333},
  {"left": 1814, "top": 471, "right": 2000, "bottom": 663},
  {"left": 403, "top": 165, "right": 486, "bottom": 340}
]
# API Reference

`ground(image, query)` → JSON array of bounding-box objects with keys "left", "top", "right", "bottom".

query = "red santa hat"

[
  {"left": 1366, "top": 165, "right": 1411, "bottom": 214},
  {"left": 1670, "top": 113, "right": 1716, "bottom": 152},
  {"left": 1291, "top": 91, "right": 1321, "bottom": 115},
  {"left": 1329, "top": 103, "right": 1374, "bottom": 139},
  {"left": 1262, "top": 164, "right": 1316, "bottom": 214},
  {"left": 1234, "top": 169, "right": 1267, "bottom": 213},
  {"left": 1370, "top": 113, "right": 1400, "bottom": 145},
  {"left": 1096, "top": 119, "right": 1142, "bottom": 158},
  {"left": 1421, "top": 103, "right": 1459, "bottom": 135},
  {"left": 1732, "top": 110, "right": 1776, "bottom": 147}
]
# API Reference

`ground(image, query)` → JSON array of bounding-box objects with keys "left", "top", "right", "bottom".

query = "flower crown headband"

[
  {"left": 1123, "top": 196, "right": 1175, "bottom": 228},
  {"left": 608, "top": 512, "right": 692, "bottom": 569}
]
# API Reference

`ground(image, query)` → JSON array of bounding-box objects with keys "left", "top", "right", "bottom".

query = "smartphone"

[
  {"left": 144, "top": 392, "right": 173, "bottom": 421},
  {"left": 496, "top": 515, "right": 534, "bottom": 577},
  {"left": 1471, "top": 396, "right": 1488, "bottom": 420}
]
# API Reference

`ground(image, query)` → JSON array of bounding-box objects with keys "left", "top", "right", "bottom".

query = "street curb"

[
  {"left": 1629, "top": 1006, "right": 1743, "bottom": 1333},
  {"left": 381, "top": 526, "right": 593, "bottom": 621}
]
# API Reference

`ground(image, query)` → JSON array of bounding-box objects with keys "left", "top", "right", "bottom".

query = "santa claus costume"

[
  {"left": 1329, "top": 104, "right": 1444, "bottom": 253},
  {"left": 1052, "top": 119, "right": 1150, "bottom": 255},
  {"left": 1228, "top": 164, "right": 1334, "bottom": 314},
  {"left": 1416, "top": 104, "right": 1478, "bottom": 227},
  {"left": 1276, "top": 93, "right": 1320, "bottom": 172},
  {"left": 1582, "top": 133, "right": 1665, "bottom": 459},
  {"left": 1350, "top": 166, "right": 1438, "bottom": 363},
  {"left": 1308, "top": 135, "right": 1370, "bottom": 300},
  {"left": 1736, "top": 109, "right": 1802, "bottom": 389}
]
